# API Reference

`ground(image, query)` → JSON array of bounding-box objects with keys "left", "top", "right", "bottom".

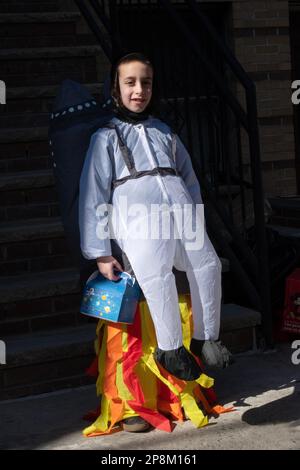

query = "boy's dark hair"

[{"left": 110, "top": 52, "right": 156, "bottom": 113}]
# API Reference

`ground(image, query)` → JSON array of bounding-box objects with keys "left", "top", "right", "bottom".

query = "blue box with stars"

[{"left": 80, "top": 271, "right": 141, "bottom": 324}]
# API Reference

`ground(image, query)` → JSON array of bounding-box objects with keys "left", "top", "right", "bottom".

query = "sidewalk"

[{"left": 0, "top": 343, "right": 299, "bottom": 450}]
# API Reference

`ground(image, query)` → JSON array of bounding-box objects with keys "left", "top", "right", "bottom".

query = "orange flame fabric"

[{"left": 83, "top": 294, "right": 233, "bottom": 437}]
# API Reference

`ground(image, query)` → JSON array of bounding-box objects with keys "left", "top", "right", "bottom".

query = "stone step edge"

[
  {"left": 0, "top": 44, "right": 103, "bottom": 59},
  {"left": 0, "top": 268, "right": 80, "bottom": 304},
  {"left": 1, "top": 304, "right": 261, "bottom": 365},
  {"left": 268, "top": 196, "right": 300, "bottom": 212},
  {"left": 266, "top": 224, "right": 300, "bottom": 239},
  {"left": 6, "top": 82, "right": 102, "bottom": 99},
  {"left": 0, "top": 11, "right": 81, "bottom": 23},
  {"left": 1, "top": 304, "right": 261, "bottom": 366},
  {"left": 221, "top": 303, "right": 261, "bottom": 332},
  {"left": 3, "top": 324, "right": 96, "bottom": 366},
  {"left": 0, "top": 216, "right": 64, "bottom": 243},
  {"left": 0, "top": 169, "right": 54, "bottom": 190},
  {"left": 0, "top": 126, "right": 48, "bottom": 143}
]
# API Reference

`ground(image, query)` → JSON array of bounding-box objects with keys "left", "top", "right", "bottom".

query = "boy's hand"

[{"left": 96, "top": 256, "right": 123, "bottom": 281}]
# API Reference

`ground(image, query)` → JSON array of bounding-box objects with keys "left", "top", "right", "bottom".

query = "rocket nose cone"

[{"left": 52, "top": 79, "right": 94, "bottom": 112}]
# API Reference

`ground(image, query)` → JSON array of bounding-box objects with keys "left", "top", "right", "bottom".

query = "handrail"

[
  {"left": 90, "top": 0, "right": 112, "bottom": 35},
  {"left": 75, "top": 0, "right": 112, "bottom": 60},
  {"left": 158, "top": 0, "right": 249, "bottom": 131},
  {"left": 186, "top": 0, "right": 254, "bottom": 90}
]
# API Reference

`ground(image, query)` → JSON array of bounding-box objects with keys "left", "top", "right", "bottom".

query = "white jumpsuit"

[{"left": 79, "top": 116, "right": 221, "bottom": 351}]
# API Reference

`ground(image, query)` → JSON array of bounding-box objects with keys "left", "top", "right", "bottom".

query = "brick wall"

[{"left": 232, "top": 0, "right": 297, "bottom": 196}]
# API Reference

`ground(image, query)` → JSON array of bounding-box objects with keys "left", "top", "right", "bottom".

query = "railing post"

[
  {"left": 246, "top": 85, "right": 273, "bottom": 347},
  {"left": 107, "top": 0, "right": 125, "bottom": 61}
]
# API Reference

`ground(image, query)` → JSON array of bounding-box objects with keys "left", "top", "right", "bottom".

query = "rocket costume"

[
  {"left": 79, "top": 112, "right": 222, "bottom": 380},
  {"left": 49, "top": 79, "right": 233, "bottom": 433}
]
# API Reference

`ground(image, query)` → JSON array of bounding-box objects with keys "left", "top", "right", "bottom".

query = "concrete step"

[
  {"left": 221, "top": 303, "right": 261, "bottom": 332},
  {"left": 268, "top": 196, "right": 300, "bottom": 228},
  {"left": 220, "top": 303, "right": 261, "bottom": 354},
  {"left": 0, "top": 220, "right": 73, "bottom": 278},
  {"left": 0, "top": 112, "right": 50, "bottom": 129},
  {"left": 0, "top": 44, "right": 103, "bottom": 60},
  {"left": 0, "top": 1, "right": 60, "bottom": 13},
  {"left": 268, "top": 196, "right": 300, "bottom": 213},
  {"left": 0, "top": 127, "right": 51, "bottom": 174},
  {"left": 2, "top": 69, "right": 99, "bottom": 88},
  {"left": 0, "top": 217, "right": 63, "bottom": 243},
  {"left": 0, "top": 46, "right": 108, "bottom": 87},
  {"left": 6, "top": 82, "right": 102, "bottom": 100},
  {"left": 0, "top": 324, "right": 96, "bottom": 400},
  {"left": 0, "top": 268, "right": 80, "bottom": 305},
  {"left": 0, "top": 268, "right": 82, "bottom": 336},
  {"left": 0, "top": 169, "right": 54, "bottom": 191},
  {"left": 0, "top": 302, "right": 261, "bottom": 400},
  {"left": 0, "top": 11, "right": 81, "bottom": 24},
  {"left": 0, "top": 178, "right": 59, "bottom": 222},
  {"left": 269, "top": 215, "right": 300, "bottom": 229},
  {"left": 268, "top": 196, "right": 300, "bottom": 217},
  {"left": 1, "top": 34, "right": 98, "bottom": 49},
  {"left": 0, "top": 198, "right": 59, "bottom": 222},
  {"left": 267, "top": 224, "right": 300, "bottom": 240},
  {"left": 0, "top": 11, "right": 96, "bottom": 49},
  {"left": 0, "top": 126, "right": 48, "bottom": 144},
  {"left": 0, "top": 154, "right": 51, "bottom": 173}
]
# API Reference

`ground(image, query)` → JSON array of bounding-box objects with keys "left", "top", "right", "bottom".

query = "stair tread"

[
  {"left": 0, "top": 11, "right": 81, "bottom": 23},
  {"left": 268, "top": 196, "right": 300, "bottom": 211},
  {"left": 0, "top": 126, "right": 48, "bottom": 143},
  {"left": 0, "top": 268, "right": 80, "bottom": 303},
  {"left": 221, "top": 303, "right": 261, "bottom": 331},
  {"left": 6, "top": 83, "right": 102, "bottom": 99},
  {"left": 2, "top": 302, "right": 261, "bottom": 363},
  {"left": 0, "top": 216, "right": 63, "bottom": 242},
  {"left": 3, "top": 324, "right": 95, "bottom": 364},
  {"left": 2, "top": 302, "right": 261, "bottom": 347},
  {"left": 0, "top": 169, "right": 54, "bottom": 190},
  {"left": 0, "top": 1, "right": 61, "bottom": 14},
  {"left": 0, "top": 112, "right": 50, "bottom": 128},
  {"left": 0, "top": 44, "right": 103, "bottom": 59},
  {"left": 267, "top": 224, "right": 300, "bottom": 239}
]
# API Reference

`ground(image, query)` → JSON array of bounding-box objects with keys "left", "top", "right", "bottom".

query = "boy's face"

[{"left": 118, "top": 61, "right": 153, "bottom": 113}]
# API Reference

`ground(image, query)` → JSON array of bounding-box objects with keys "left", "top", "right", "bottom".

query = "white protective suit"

[{"left": 79, "top": 116, "right": 221, "bottom": 351}]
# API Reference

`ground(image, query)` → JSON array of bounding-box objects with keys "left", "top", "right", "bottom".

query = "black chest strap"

[{"left": 104, "top": 123, "right": 179, "bottom": 189}]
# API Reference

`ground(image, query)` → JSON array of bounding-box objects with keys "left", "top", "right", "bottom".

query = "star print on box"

[{"left": 80, "top": 271, "right": 141, "bottom": 324}]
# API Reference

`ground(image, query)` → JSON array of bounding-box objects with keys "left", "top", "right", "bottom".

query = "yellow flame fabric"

[{"left": 83, "top": 294, "right": 232, "bottom": 437}]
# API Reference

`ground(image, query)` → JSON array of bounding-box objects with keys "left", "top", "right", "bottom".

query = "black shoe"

[
  {"left": 154, "top": 345, "right": 201, "bottom": 381},
  {"left": 190, "top": 338, "right": 234, "bottom": 369},
  {"left": 122, "top": 416, "right": 150, "bottom": 432}
]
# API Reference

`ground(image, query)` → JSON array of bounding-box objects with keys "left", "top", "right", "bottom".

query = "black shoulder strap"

[
  {"left": 104, "top": 122, "right": 137, "bottom": 176},
  {"left": 171, "top": 133, "right": 179, "bottom": 175}
]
